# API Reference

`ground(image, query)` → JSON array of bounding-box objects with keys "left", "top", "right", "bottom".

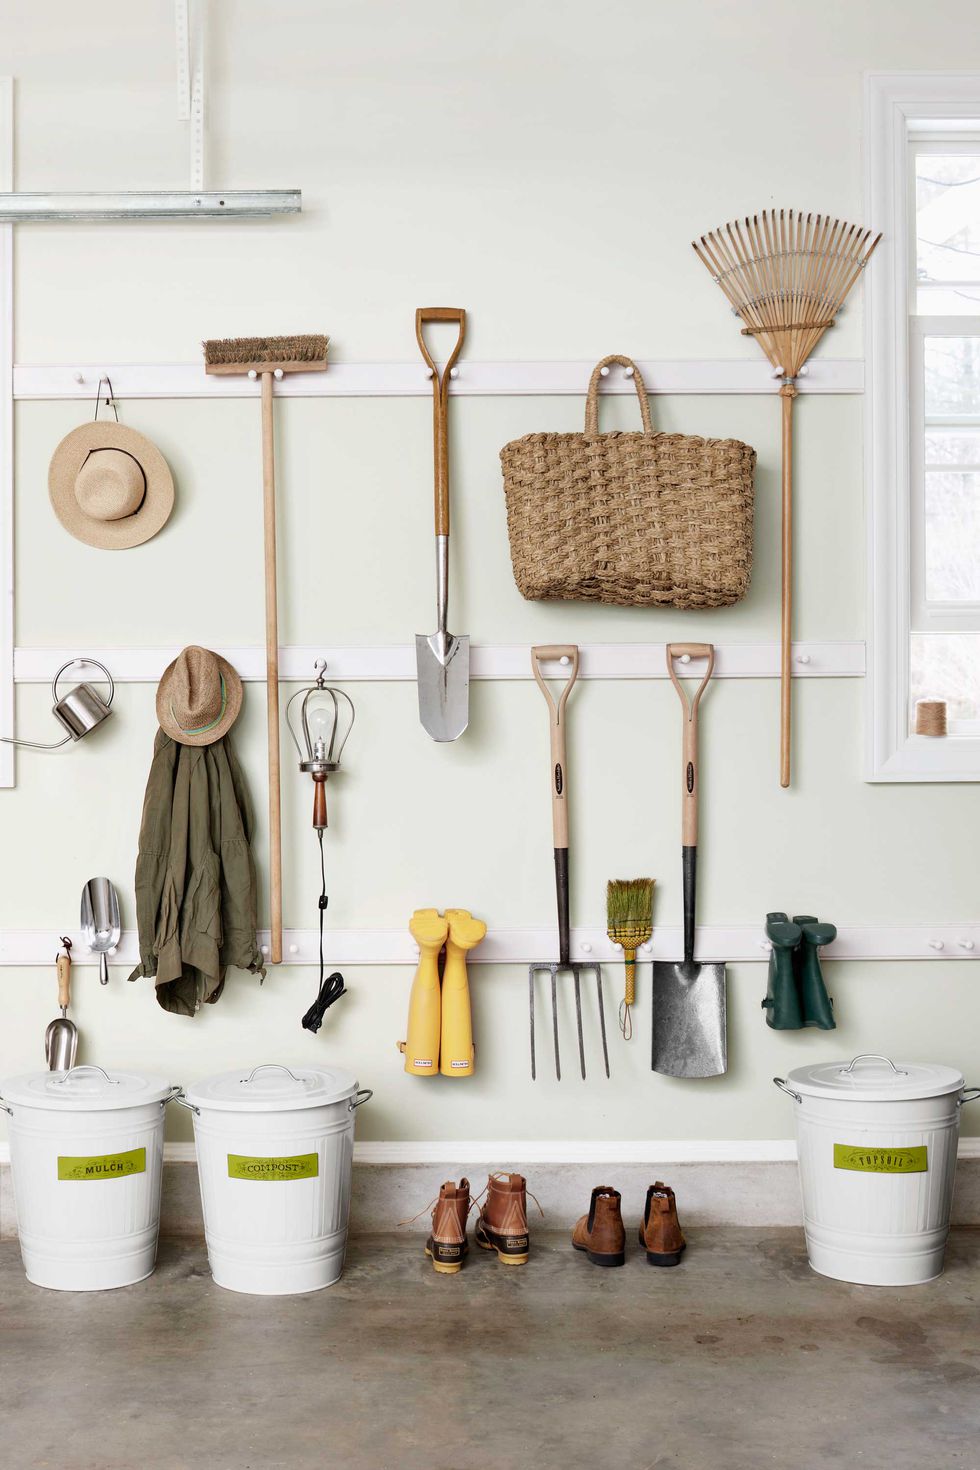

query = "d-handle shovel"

[
  {"left": 528, "top": 645, "right": 609, "bottom": 1082},
  {"left": 415, "top": 307, "right": 470, "bottom": 742},
  {"left": 651, "top": 644, "right": 727, "bottom": 1079}
]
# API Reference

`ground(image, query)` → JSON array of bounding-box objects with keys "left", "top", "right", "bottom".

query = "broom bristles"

[
  {"left": 202, "top": 334, "right": 329, "bottom": 367},
  {"left": 692, "top": 209, "right": 880, "bottom": 377},
  {"left": 606, "top": 878, "right": 655, "bottom": 936}
]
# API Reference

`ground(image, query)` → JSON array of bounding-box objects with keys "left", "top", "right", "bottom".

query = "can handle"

[
  {"left": 166, "top": 1085, "right": 199, "bottom": 1116},
  {"left": 50, "top": 1064, "right": 119, "bottom": 1087},
  {"left": 239, "top": 1064, "right": 303, "bottom": 1085},
  {"left": 0, "top": 1093, "right": 11, "bottom": 1116},
  {"left": 838, "top": 1054, "right": 907, "bottom": 1077},
  {"left": 959, "top": 1087, "right": 980, "bottom": 1108},
  {"left": 349, "top": 1088, "right": 373, "bottom": 1112},
  {"left": 773, "top": 1076, "right": 802, "bottom": 1103}
]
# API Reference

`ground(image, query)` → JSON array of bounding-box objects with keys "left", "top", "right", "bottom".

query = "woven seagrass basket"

[{"left": 500, "top": 354, "right": 755, "bottom": 608}]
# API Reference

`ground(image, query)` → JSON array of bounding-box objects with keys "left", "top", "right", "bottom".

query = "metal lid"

[
  {"left": 185, "top": 1062, "right": 359, "bottom": 1113},
  {"left": 0, "top": 1064, "right": 172, "bottom": 1111},
  {"left": 787, "top": 1054, "right": 965, "bottom": 1102}
]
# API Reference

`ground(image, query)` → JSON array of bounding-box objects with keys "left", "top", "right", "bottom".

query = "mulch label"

[{"left": 57, "top": 1147, "right": 146, "bottom": 1182}]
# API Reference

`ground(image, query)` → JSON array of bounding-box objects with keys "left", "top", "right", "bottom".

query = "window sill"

[{"left": 870, "top": 732, "right": 980, "bottom": 782}]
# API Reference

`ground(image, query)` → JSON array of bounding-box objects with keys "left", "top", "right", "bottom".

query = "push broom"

[
  {"left": 692, "top": 212, "right": 879, "bottom": 786},
  {"left": 202, "top": 334, "right": 329, "bottom": 963}
]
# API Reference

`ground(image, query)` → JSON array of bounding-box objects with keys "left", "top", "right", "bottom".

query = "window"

[{"left": 866, "top": 74, "right": 980, "bottom": 778}]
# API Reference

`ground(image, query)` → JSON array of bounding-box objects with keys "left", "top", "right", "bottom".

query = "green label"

[
  {"left": 833, "top": 1144, "right": 928, "bottom": 1174},
  {"left": 227, "top": 1152, "right": 319, "bottom": 1182},
  {"left": 57, "top": 1147, "right": 146, "bottom": 1182}
]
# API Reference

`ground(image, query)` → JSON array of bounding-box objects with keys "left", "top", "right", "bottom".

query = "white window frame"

[{"left": 866, "top": 72, "right": 980, "bottom": 779}]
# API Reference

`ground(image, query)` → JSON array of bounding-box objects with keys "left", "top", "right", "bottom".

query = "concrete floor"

[{"left": 2, "top": 1229, "right": 979, "bottom": 1470}]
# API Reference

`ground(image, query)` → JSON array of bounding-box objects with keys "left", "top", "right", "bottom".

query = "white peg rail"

[
  {"left": 13, "top": 357, "right": 863, "bottom": 401},
  {"left": 1, "top": 925, "right": 977, "bottom": 969},
  {"left": 13, "top": 641, "right": 866, "bottom": 685}
]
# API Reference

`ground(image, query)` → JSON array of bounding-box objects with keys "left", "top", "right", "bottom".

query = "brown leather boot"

[
  {"left": 474, "top": 1172, "right": 530, "bottom": 1265},
  {"left": 639, "top": 1181, "right": 686, "bottom": 1267},
  {"left": 425, "top": 1178, "right": 470, "bottom": 1274},
  {"left": 572, "top": 1186, "right": 626, "bottom": 1267}
]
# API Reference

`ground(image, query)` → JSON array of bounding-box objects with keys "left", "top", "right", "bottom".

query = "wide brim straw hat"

[
  {"left": 49, "top": 420, "right": 175, "bottom": 550},
  {"left": 156, "top": 646, "right": 243, "bottom": 747}
]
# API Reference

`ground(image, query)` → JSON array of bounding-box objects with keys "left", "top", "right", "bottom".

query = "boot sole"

[
  {"left": 572, "top": 1241, "right": 625, "bottom": 1268},
  {"left": 638, "top": 1229, "right": 684, "bottom": 1267},
  {"left": 424, "top": 1245, "right": 464, "bottom": 1274},
  {"left": 475, "top": 1223, "right": 529, "bottom": 1265}
]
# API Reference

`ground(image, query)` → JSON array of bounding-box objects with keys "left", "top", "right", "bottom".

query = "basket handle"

[{"left": 585, "top": 355, "right": 653, "bottom": 435}]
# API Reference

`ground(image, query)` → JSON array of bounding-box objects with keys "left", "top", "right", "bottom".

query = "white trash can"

[
  {"left": 0, "top": 1064, "right": 173, "bottom": 1291},
  {"left": 177, "top": 1063, "right": 372, "bottom": 1296},
  {"left": 774, "top": 1054, "right": 979, "bottom": 1286}
]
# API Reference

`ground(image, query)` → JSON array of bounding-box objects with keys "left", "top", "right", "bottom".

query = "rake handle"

[
  {"left": 262, "top": 371, "right": 283, "bottom": 964},
  {"left": 780, "top": 384, "right": 797, "bottom": 789}
]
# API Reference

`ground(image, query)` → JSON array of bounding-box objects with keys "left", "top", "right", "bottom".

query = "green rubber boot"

[
  {"left": 793, "top": 916, "right": 837, "bottom": 1030},
  {"left": 762, "top": 913, "right": 804, "bottom": 1029}
]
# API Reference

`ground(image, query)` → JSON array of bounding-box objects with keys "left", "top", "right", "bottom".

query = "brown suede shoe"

[
  {"left": 572, "top": 1186, "right": 626, "bottom": 1267},
  {"left": 425, "top": 1178, "right": 470, "bottom": 1274},
  {"left": 638, "top": 1181, "right": 686, "bottom": 1267},
  {"left": 474, "top": 1172, "right": 530, "bottom": 1265}
]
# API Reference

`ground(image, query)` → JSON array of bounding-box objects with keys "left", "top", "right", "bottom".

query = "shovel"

[
  {"left": 81, "top": 876, "right": 121, "bottom": 986},
  {"left": 45, "top": 939, "right": 78, "bottom": 1071},
  {"left": 651, "top": 644, "right": 727, "bottom": 1078},
  {"left": 415, "top": 307, "right": 469, "bottom": 742}
]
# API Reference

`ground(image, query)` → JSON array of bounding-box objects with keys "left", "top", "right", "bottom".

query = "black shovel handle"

[{"left": 682, "top": 845, "right": 696, "bottom": 968}]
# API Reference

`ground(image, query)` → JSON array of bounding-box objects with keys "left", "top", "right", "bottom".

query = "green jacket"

[{"left": 129, "top": 730, "right": 266, "bottom": 1015}]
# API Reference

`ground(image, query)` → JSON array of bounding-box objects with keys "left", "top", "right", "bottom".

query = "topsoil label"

[
  {"left": 57, "top": 1147, "right": 146, "bottom": 1182},
  {"left": 227, "top": 1153, "right": 319, "bottom": 1182},
  {"left": 833, "top": 1144, "right": 928, "bottom": 1174}
]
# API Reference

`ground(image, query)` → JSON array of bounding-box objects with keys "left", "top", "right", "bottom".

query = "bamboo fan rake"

[{"left": 692, "top": 211, "right": 880, "bottom": 786}]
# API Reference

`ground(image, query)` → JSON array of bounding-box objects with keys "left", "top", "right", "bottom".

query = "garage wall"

[{"left": 2, "top": 0, "right": 979, "bottom": 1148}]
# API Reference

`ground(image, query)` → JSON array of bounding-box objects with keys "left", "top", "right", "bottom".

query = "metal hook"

[{"left": 93, "top": 376, "right": 119, "bottom": 423}]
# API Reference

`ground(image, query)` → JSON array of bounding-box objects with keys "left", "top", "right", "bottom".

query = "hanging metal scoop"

[
  {"left": 81, "top": 877, "right": 121, "bottom": 986},
  {"left": 45, "top": 939, "right": 79, "bottom": 1071}
]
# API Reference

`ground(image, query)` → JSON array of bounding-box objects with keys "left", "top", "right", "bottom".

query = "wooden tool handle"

[
  {"left": 57, "top": 951, "right": 71, "bottom": 1010},
  {"left": 531, "top": 645, "right": 580, "bottom": 851},
  {"left": 779, "top": 384, "right": 796, "bottom": 789},
  {"left": 415, "top": 308, "right": 466, "bottom": 537},
  {"left": 262, "top": 371, "right": 283, "bottom": 964},
  {"left": 312, "top": 775, "right": 327, "bottom": 830},
  {"left": 666, "top": 643, "right": 714, "bottom": 847}
]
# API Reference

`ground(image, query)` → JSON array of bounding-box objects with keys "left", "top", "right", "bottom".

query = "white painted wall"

[{"left": 2, "top": 0, "right": 980, "bottom": 1147}]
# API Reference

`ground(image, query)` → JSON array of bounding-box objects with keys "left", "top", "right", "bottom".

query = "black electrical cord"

[{"left": 301, "top": 826, "right": 346, "bottom": 1033}]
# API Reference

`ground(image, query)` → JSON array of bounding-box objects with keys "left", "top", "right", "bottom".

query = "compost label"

[
  {"left": 57, "top": 1147, "right": 146, "bottom": 1182},
  {"left": 833, "top": 1144, "right": 928, "bottom": 1174},
  {"left": 227, "top": 1152, "right": 319, "bottom": 1182}
]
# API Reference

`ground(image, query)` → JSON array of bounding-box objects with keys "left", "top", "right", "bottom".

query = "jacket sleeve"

[{"left": 128, "top": 731, "right": 178, "bottom": 981}]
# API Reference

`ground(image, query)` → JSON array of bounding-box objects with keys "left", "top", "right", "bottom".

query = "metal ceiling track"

[{"left": 0, "top": 190, "right": 301, "bottom": 221}]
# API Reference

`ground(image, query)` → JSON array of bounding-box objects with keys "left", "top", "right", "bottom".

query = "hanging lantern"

[{"left": 285, "top": 660, "right": 354, "bottom": 829}]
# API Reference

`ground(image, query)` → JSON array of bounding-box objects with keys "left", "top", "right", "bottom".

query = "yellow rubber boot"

[
  {"left": 398, "top": 909, "right": 447, "bottom": 1076},
  {"left": 440, "top": 909, "right": 486, "bottom": 1077}
]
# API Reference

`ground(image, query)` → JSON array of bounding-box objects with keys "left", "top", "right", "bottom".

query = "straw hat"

[
  {"left": 49, "top": 420, "right": 175, "bottom": 549},
  {"left": 156, "top": 646, "right": 243, "bottom": 747}
]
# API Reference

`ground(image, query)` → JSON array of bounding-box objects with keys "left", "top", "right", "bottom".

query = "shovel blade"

[
  {"left": 651, "top": 960, "right": 727, "bottom": 1078},
  {"left": 416, "top": 632, "right": 470, "bottom": 742}
]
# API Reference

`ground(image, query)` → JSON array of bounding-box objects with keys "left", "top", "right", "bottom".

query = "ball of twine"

[{"left": 914, "top": 699, "right": 947, "bottom": 737}]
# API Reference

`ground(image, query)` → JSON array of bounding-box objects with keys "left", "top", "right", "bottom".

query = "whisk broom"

[
  {"left": 692, "top": 212, "right": 880, "bottom": 787},
  {"left": 607, "top": 878, "right": 654, "bottom": 1041},
  {"left": 202, "top": 333, "right": 329, "bottom": 963}
]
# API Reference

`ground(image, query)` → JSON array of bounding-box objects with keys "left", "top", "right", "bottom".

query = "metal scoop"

[
  {"left": 81, "top": 876, "right": 120, "bottom": 986},
  {"left": 45, "top": 939, "right": 78, "bottom": 1071},
  {"left": 414, "top": 307, "right": 470, "bottom": 742}
]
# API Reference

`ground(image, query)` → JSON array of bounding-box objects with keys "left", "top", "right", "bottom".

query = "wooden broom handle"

[
  {"left": 666, "top": 643, "right": 714, "bottom": 847},
  {"left": 415, "top": 308, "right": 466, "bottom": 536},
  {"left": 262, "top": 371, "right": 283, "bottom": 964},
  {"left": 531, "top": 645, "right": 579, "bottom": 850},
  {"left": 780, "top": 383, "right": 796, "bottom": 789}
]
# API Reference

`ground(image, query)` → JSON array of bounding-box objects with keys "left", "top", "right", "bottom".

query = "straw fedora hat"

[
  {"left": 156, "top": 646, "right": 243, "bottom": 747},
  {"left": 49, "top": 420, "right": 175, "bottom": 549}
]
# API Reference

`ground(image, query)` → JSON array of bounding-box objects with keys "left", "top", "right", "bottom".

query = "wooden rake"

[{"left": 692, "top": 211, "right": 880, "bottom": 787}]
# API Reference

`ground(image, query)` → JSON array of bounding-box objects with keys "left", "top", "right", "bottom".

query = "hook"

[{"left": 93, "top": 376, "right": 118, "bottom": 423}]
